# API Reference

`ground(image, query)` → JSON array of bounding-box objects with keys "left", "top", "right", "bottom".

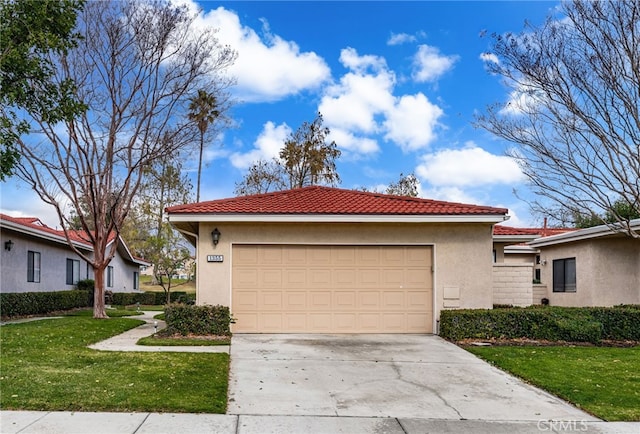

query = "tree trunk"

[
  {"left": 93, "top": 264, "right": 108, "bottom": 319},
  {"left": 196, "top": 134, "right": 204, "bottom": 202}
]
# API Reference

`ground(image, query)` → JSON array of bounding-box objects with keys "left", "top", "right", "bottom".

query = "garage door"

[{"left": 231, "top": 245, "right": 433, "bottom": 333}]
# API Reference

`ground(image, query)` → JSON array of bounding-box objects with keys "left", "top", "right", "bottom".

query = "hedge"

[
  {"left": 110, "top": 292, "right": 156, "bottom": 306},
  {"left": 439, "top": 306, "right": 640, "bottom": 344},
  {"left": 0, "top": 290, "right": 91, "bottom": 318},
  {"left": 164, "top": 304, "right": 232, "bottom": 336}
]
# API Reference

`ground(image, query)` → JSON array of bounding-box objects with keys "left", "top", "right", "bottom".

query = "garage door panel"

[
  {"left": 232, "top": 245, "right": 433, "bottom": 333},
  {"left": 334, "top": 291, "right": 356, "bottom": 309},
  {"left": 358, "top": 291, "right": 380, "bottom": 309},
  {"left": 285, "top": 292, "right": 307, "bottom": 309},
  {"left": 260, "top": 291, "right": 282, "bottom": 310},
  {"left": 309, "top": 269, "right": 331, "bottom": 287},
  {"left": 283, "top": 269, "right": 306, "bottom": 288},
  {"left": 261, "top": 269, "right": 283, "bottom": 287},
  {"left": 334, "top": 269, "right": 356, "bottom": 287},
  {"left": 234, "top": 290, "right": 258, "bottom": 309},
  {"left": 233, "top": 268, "right": 258, "bottom": 288},
  {"left": 310, "top": 291, "right": 331, "bottom": 308}
]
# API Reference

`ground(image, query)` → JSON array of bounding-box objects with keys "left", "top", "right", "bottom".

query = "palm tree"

[{"left": 188, "top": 90, "right": 219, "bottom": 202}]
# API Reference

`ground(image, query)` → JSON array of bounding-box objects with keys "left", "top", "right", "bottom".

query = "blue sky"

[{"left": 1, "top": 1, "right": 560, "bottom": 228}]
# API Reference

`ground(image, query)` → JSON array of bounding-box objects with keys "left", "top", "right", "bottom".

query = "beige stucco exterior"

[
  {"left": 537, "top": 235, "right": 640, "bottom": 306},
  {"left": 190, "top": 221, "right": 495, "bottom": 331}
]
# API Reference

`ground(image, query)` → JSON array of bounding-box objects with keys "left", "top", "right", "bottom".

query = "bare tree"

[
  {"left": 13, "top": 0, "right": 236, "bottom": 318},
  {"left": 234, "top": 113, "right": 341, "bottom": 195},
  {"left": 234, "top": 158, "right": 286, "bottom": 196},
  {"left": 386, "top": 173, "right": 419, "bottom": 197},
  {"left": 476, "top": 0, "right": 640, "bottom": 237}
]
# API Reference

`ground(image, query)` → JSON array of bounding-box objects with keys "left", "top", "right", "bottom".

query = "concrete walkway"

[
  {"left": 2, "top": 313, "right": 639, "bottom": 433},
  {"left": 87, "top": 311, "right": 229, "bottom": 353}
]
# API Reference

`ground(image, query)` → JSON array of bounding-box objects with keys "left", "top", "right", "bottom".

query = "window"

[
  {"left": 534, "top": 268, "right": 541, "bottom": 282},
  {"left": 66, "top": 259, "right": 80, "bottom": 285},
  {"left": 133, "top": 271, "right": 139, "bottom": 290},
  {"left": 27, "top": 251, "right": 41, "bottom": 283},
  {"left": 553, "top": 258, "right": 576, "bottom": 292},
  {"left": 107, "top": 266, "right": 114, "bottom": 288}
]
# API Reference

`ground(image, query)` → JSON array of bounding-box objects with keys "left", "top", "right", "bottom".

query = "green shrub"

[
  {"left": 146, "top": 291, "right": 195, "bottom": 305},
  {"left": 164, "top": 304, "right": 232, "bottom": 336},
  {"left": 0, "top": 290, "right": 91, "bottom": 318},
  {"left": 111, "top": 292, "right": 156, "bottom": 306},
  {"left": 439, "top": 306, "right": 637, "bottom": 344},
  {"left": 76, "top": 279, "right": 95, "bottom": 291}
]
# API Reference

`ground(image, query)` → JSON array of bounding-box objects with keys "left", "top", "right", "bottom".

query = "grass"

[
  {"left": 466, "top": 345, "right": 640, "bottom": 421},
  {"left": 140, "top": 275, "right": 195, "bottom": 293},
  {"left": 0, "top": 315, "right": 229, "bottom": 413}
]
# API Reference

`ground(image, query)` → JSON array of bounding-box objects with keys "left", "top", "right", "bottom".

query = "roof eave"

[
  {"left": 168, "top": 213, "right": 508, "bottom": 224},
  {"left": 0, "top": 220, "right": 93, "bottom": 250},
  {"left": 529, "top": 219, "right": 640, "bottom": 247}
]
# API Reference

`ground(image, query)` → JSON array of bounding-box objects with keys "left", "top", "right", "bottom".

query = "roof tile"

[{"left": 166, "top": 186, "right": 508, "bottom": 216}]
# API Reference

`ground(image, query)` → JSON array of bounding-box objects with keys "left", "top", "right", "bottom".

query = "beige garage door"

[{"left": 232, "top": 245, "right": 433, "bottom": 333}]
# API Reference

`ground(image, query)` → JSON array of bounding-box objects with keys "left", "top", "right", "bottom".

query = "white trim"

[
  {"left": 529, "top": 218, "right": 640, "bottom": 247},
  {"left": 0, "top": 219, "right": 92, "bottom": 250},
  {"left": 170, "top": 214, "right": 508, "bottom": 224},
  {"left": 493, "top": 234, "right": 540, "bottom": 243}
]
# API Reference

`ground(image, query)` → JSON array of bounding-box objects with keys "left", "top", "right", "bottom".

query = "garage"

[{"left": 231, "top": 244, "right": 433, "bottom": 333}]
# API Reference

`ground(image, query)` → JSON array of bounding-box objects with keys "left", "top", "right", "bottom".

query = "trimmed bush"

[
  {"left": 76, "top": 279, "right": 95, "bottom": 291},
  {"left": 439, "top": 306, "right": 640, "bottom": 344},
  {"left": 0, "top": 290, "right": 91, "bottom": 318},
  {"left": 146, "top": 291, "right": 196, "bottom": 305},
  {"left": 164, "top": 304, "right": 232, "bottom": 336},
  {"left": 111, "top": 292, "right": 156, "bottom": 306}
]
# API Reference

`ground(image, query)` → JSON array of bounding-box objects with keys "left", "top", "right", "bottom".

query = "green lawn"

[
  {"left": 466, "top": 345, "right": 640, "bottom": 421},
  {"left": 0, "top": 316, "right": 229, "bottom": 413}
]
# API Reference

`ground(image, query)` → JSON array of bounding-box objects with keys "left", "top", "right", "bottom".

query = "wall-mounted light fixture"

[
  {"left": 4, "top": 240, "right": 13, "bottom": 251},
  {"left": 211, "top": 228, "right": 221, "bottom": 246}
]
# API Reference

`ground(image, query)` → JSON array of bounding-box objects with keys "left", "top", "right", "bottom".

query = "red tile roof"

[
  {"left": 0, "top": 213, "right": 118, "bottom": 247},
  {"left": 493, "top": 225, "right": 576, "bottom": 237},
  {"left": 166, "top": 186, "right": 509, "bottom": 216}
]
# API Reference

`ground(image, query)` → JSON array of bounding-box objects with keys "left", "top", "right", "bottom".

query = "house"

[
  {"left": 0, "top": 213, "right": 149, "bottom": 293},
  {"left": 492, "top": 225, "right": 576, "bottom": 306},
  {"left": 167, "top": 186, "right": 509, "bottom": 333},
  {"left": 528, "top": 219, "right": 640, "bottom": 307}
]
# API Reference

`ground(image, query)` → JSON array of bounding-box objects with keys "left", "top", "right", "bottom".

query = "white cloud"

[
  {"left": 412, "top": 45, "right": 458, "bottom": 83},
  {"left": 387, "top": 32, "right": 416, "bottom": 46},
  {"left": 229, "top": 121, "right": 290, "bottom": 169},
  {"left": 383, "top": 93, "right": 443, "bottom": 152},
  {"left": 329, "top": 128, "right": 380, "bottom": 154},
  {"left": 479, "top": 52, "right": 500, "bottom": 65},
  {"left": 420, "top": 186, "right": 481, "bottom": 206},
  {"left": 339, "top": 47, "right": 387, "bottom": 73},
  {"left": 415, "top": 143, "right": 525, "bottom": 187},
  {"left": 195, "top": 6, "right": 331, "bottom": 102}
]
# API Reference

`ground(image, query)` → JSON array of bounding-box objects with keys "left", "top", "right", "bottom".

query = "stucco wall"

[
  {"left": 194, "top": 222, "right": 495, "bottom": 324},
  {"left": 538, "top": 236, "right": 640, "bottom": 306},
  {"left": 1, "top": 230, "right": 140, "bottom": 293},
  {"left": 492, "top": 263, "right": 533, "bottom": 306},
  {"left": 1, "top": 231, "right": 91, "bottom": 293}
]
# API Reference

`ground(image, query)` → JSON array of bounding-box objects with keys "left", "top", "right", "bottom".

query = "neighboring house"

[
  {"left": 167, "top": 186, "right": 509, "bottom": 334},
  {"left": 492, "top": 225, "right": 575, "bottom": 306},
  {"left": 492, "top": 222, "right": 639, "bottom": 307},
  {"left": 529, "top": 220, "right": 640, "bottom": 307},
  {"left": 0, "top": 213, "right": 149, "bottom": 293}
]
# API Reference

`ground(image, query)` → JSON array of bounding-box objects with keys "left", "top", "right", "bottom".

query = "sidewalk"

[{"left": 2, "top": 410, "right": 639, "bottom": 434}]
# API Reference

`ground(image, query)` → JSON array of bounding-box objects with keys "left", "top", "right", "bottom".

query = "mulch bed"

[{"left": 457, "top": 337, "right": 640, "bottom": 348}]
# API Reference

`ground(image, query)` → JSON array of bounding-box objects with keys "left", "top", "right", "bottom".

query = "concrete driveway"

[{"left": 228, "top": 334, "right": 598, "bottom": 421}]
